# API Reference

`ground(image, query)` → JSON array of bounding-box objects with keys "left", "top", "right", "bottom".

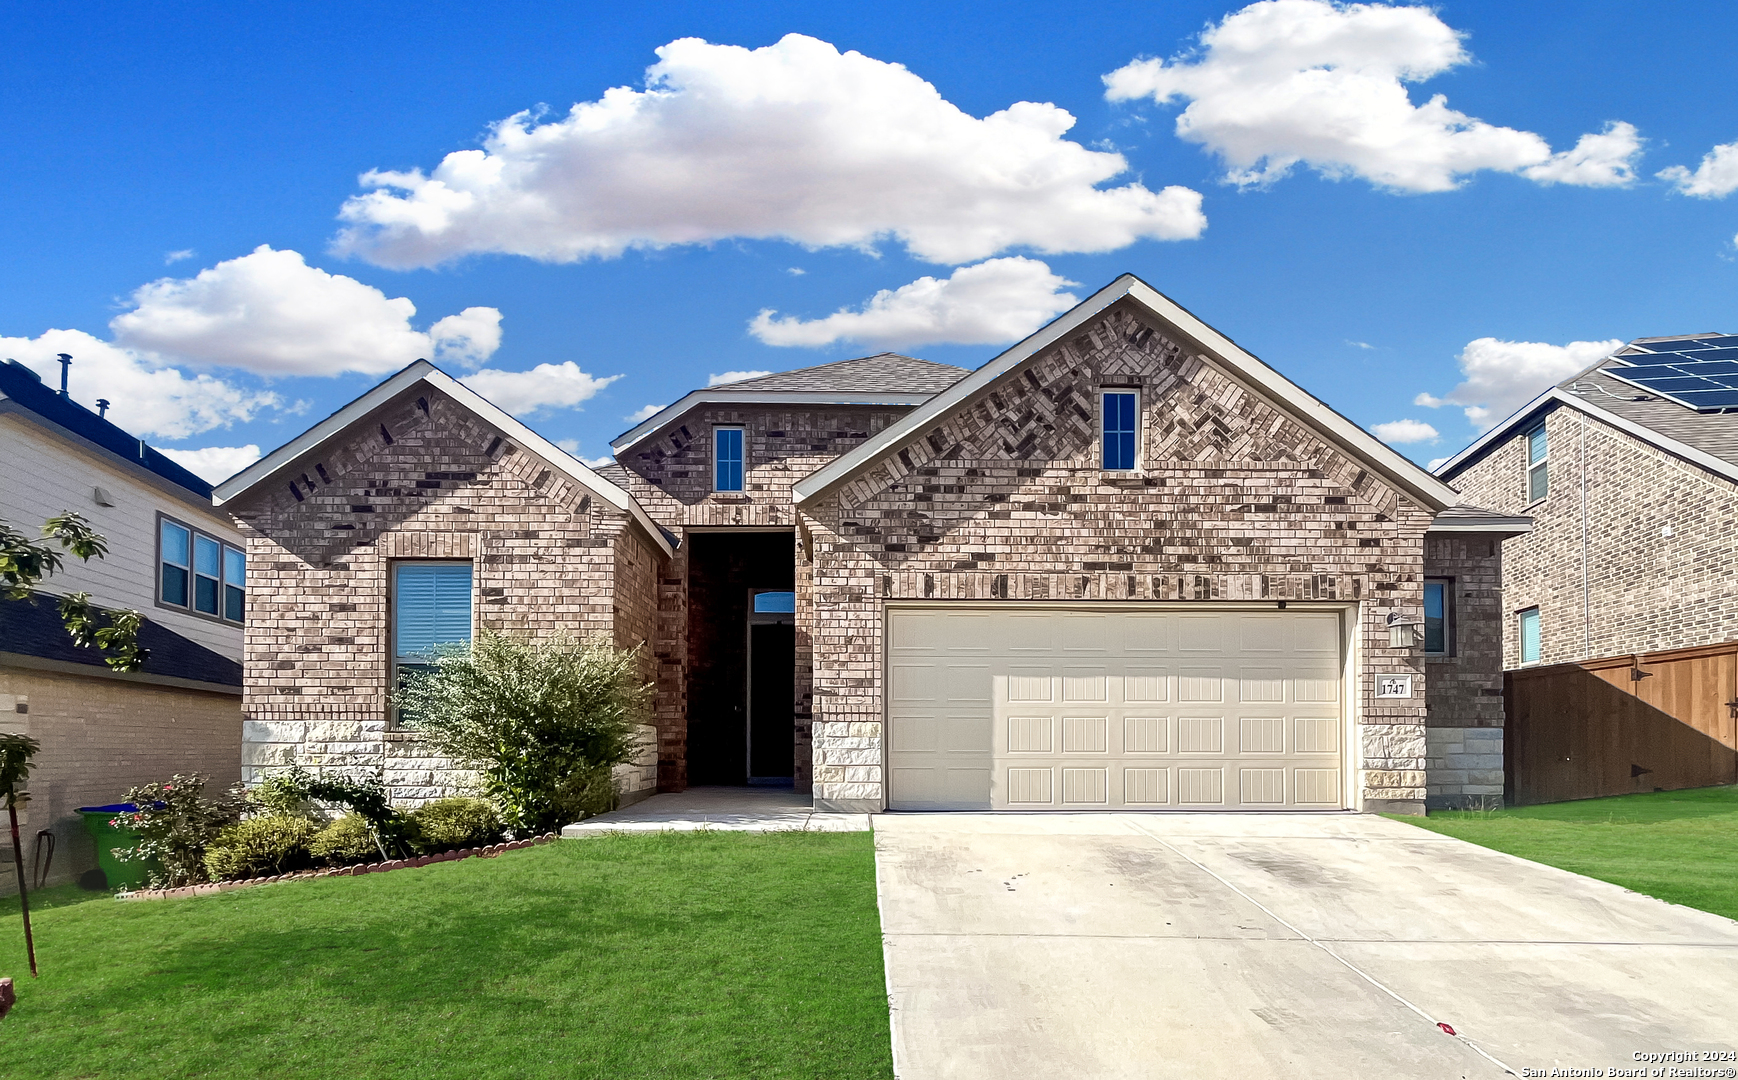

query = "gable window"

[
  {"left": 1101, "top": 390, "right": 1139, "bottom": 471},
  {"left": 393, "top": 562, "right": 473, "bottom": 719},
  {"left": 158, "top": 514, "right": 245, "bottom": 624},
  {"left": 1526, "top": 424, "right": 1548, "bottom": 502},
  {"left": 1518, "top": 606, "right": 1541, "bottom": 665},
  {"left": 714, "top": 427, "right": 745, "bottom": 492},
  {"left": 1423, "top": 578, "right": 1453, "bottom": 656}
]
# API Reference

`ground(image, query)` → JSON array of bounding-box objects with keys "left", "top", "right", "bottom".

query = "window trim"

[
  {"left": 1100, "top": 388, "right": 1141, "bottom": 472},
  {"left": 155, "top": 512, "right": 245, "bottom": 625},
  {"left": 1517, "top": 606, "right": 1542, "bottom": 666},
  {"left": 1525, "top": 423, "right": 1548, "bottom": 504},
  {"left": 390, "top": 559, "right": 476, "bottom": 728},
  {"left": 1423, "top": 577, "right": 1454, "bottom": 657},
  {"left": 713, "top": 425, "right": 746, "bottom": 492}
]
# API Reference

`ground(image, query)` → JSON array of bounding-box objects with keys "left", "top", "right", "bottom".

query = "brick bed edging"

[{"left": 114, "top": 833, "right": 563, "bottom": 901}]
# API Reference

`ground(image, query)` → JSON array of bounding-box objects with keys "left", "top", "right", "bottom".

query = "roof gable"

[
  {"left": 213, "top": 361, "right": 673, "bottom": 558},
  {"left": 609, "top": 353, "right": 966, "bottom": 455},
  {"left": 793, "top": 275, "right": 1462, "bottom": 511}
]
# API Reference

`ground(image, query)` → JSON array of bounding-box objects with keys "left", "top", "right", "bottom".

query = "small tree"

[
  {"left": 1, "top": 512, "right": 147, "bottom": 673},
  {"left": 1, "top": 733, "right": 43, "bottom": 976},
  {"left": 394, "top": 632, "right": 650, "bottom": 835}
]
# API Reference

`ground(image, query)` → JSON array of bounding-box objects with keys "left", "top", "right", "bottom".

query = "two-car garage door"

[{"left": 886, "top": 607, "right": 1348, "bottom": 811}]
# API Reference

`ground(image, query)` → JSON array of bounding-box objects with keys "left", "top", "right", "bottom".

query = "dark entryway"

[{"left": 685, "top": 531, "right": 796, "bottom": 786}]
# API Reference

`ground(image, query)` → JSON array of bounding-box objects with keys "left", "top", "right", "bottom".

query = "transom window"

[
  {"left": 1423, "top": 578, "right": 1453, "bottom": 656},
  {"left": 159, "top": 515, "right": 244, "bottom": 624},
  {"left": 1101, "top": 390, "right": 1139, "bottom": 471},
  {"left": 714, "top": 427, "right": 745, "bottom": 492},
  {"left": 1526, "top": 424, "right": 1548, "bottom": 502}
]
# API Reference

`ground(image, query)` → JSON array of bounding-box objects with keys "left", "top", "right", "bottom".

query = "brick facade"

[
  {"left": 1447, "top": 403, "right": 1738, "bottom": 667},
  {"left": 1421, "top": 534, "right": 1509, "bottom": 809},
  {"left": 1, "top": 669, "right": 240, "bottom": 892},
  {"left": 608, "top": 404, "right": 922, "bottom": 793},
  {"left": 228, "top": 383, "right": 662, "bottom": 807},
  {"left": 799, "top": 299, "right": 1440, "bottom": 813}
]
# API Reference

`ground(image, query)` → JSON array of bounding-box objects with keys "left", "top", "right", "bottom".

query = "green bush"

[
  {"left": 113, "top": 774, "right": 244, "bottom": 888},
  {"left": 309, "top": 813, "right": 383, "bottom": 866},
  {"left": 394, "top": 632, "right": 649, "bottom": 835},
  {"left": 550, "top": 763, "right": 618, "bottom": 825},
  {"left": 410, "top": 797, "right": 504, "bottom": 851},
  {"left": 203, "top": 814, "right": 318, "bottom": 881}
]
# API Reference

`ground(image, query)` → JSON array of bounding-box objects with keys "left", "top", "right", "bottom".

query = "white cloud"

[
  {"left": 625, "top": 404, "right": 664, "bottom": 422},
  {"left": 165, "top": 249, "right": 196, "bottom": 264},
  {"left": 1415, "top": 336, "right": 1622, "bottom": 430},
  {"left": 787, "top": 267, "right": 806, "bottom": 276},
  {"left": 1347, "top": 340, "right": 1375, "bottom": 349},
  {"left": 110, "top": 245, "right": 503, "bottom": 376},
  {"left": 708, "top": 370, "right": 773, "bottom": 386},
  {"left": 556, "top": 439, "right": 616, "bottom": 468},
  {"left": 1426, "top": 455, "right": 1450, "bottom": 471},
  {"left": 750, "top": 257, "right": 1080, "bottom": 350},
  {"left": 1, "top": 328, "right": 279, "bottom": 439},
  {"left": 459, "top": 361, "right": 620, "bottom": 416},
  {"left": 335, "top": 33, "right": 1206, "bottom": 268},
  {"left": 1104, "top": 0, "right": 1641, "bottom": 192},
  {"left": 1370, "top": 418, "right": 1438, "bottom": 444},
  {"left": 157, "top": 444, "right": 262, "bottom": 483},
  {"left": 1658, "top": 138, "right": 1738, "bottom": 198}
]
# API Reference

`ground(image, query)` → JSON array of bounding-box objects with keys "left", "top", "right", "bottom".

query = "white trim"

[
  {"left": 792, "top": 275, "right": 1463, "bottom": 510},
  {"left": 1433, "top": 387, "right": 1738, "bottom": 488},
  {"left": 611, "top": 389, "right": 937, "bottom": 455},
  {"left": 212, "top": 360, "right": 675, "bottom": 559}
]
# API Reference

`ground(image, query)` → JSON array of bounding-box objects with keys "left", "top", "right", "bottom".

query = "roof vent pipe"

[
  {"left": 56, "top": 353, "right": 71, "bottom": 398},
  {"left": 96, "top": 398, "right": 110, "bottom": 418}
]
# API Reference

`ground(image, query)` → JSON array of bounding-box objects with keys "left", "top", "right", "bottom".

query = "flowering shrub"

[{"left": 111, "top": 774, "right": 243, "bottom": 888}]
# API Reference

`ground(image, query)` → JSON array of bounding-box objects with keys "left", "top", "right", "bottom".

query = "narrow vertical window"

[
  {"left": 393, "top": 562, "right": 474, "bottom": 722},
  {"left": 160, "top": 519, "right": 190, "bottom": 607},
  {"left": 1518, "top": 607, "right": 1541, "bottom": 665},
  {"left": 223, "top": 544, "right": 246, "bottom": 622},
  {"left": 714, "top": 427, "right": 745, "bottom": 492},
  {"left": 1423, "top": 579, "right": 1452, "bottom": 655},
  {"left": 193, "top": 535, "right": 221, "bottom": 615},
  {"left": 1102, "top": 391, "right": 1139, "bottom": 471},
  {"left": 1526, "top": 424, "right": 1548, "bottom": 501}
]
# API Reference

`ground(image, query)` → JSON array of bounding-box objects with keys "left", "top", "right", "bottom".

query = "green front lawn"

[
  {"left": 1395, "top": 785, "right": 1738, "bottom": 922},
  {"left": 0, "top": 832, "right": 894, "bottom": 1079}
]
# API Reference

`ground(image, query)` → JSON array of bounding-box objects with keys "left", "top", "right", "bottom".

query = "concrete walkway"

[
  {"left": 561, "top": 786, "right": 870, "bottom": 836},
  {"left": 873, "top": 812, "right": 1738, "bottom": 1080}
]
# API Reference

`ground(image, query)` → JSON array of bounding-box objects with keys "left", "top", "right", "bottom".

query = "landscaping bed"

[
  {"left": 1395, "top": 784, "right": 1738, "bottom": 922},
  {"left": 0, "top": 832, "right": 894, "bottom": 1079}
]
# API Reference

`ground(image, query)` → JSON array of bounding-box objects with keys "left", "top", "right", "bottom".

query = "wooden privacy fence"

[{"left": 1505, "top": 641, "right": 1738, "bottom": 805}]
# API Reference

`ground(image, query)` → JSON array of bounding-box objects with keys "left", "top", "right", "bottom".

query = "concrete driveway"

[{"left": 873, "top": 813, "right": 1738, "bottom": 1079}]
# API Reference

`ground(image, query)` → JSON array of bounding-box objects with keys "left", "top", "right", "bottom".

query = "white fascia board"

[
  {"left": 1430, "top": 388, "right": 1560, "bottom": 479},
  {"left": 1426, "top": 516, "right": 1534, "bottom": 534},
  {"left": 1436, "top": 387, "right": 1738, "bottom": 488},
  {"left": 793, "top": 274, "right": 1463, "bottom": 511},
  {"left": 213, "top": 360, "right": 674, "bottom": 559},
  {"left": 611, "top": 390, "right": 937, "bottom": 455}
]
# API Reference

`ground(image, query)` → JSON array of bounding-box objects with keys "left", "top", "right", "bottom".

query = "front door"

[{"left": 748, "top": 590, "right": 795, "bottom": 783}]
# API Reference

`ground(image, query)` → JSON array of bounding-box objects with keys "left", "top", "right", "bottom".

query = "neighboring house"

[
  {"left": 216, "top": 274, "right": 1527, "bottom": 817},
  {"left": 0, "top": 358, "right": 243, "bottom": 891},
  {"left": 1437, "top": 333, "right": 1738, "bottom": 667}
]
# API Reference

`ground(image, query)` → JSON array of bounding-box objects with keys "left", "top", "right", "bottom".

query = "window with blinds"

[{"left": 394, "top": 562, "right": 474, "bottom": 663}]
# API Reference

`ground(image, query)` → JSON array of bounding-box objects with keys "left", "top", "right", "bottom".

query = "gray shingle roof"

[
  {"left": 1558, "top": 340, "right": 1738, "bottom": 468},
  {"left": 717, "top": 354, "right": 969, "bottom": 394}
]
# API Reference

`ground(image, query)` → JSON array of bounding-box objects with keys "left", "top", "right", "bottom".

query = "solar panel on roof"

[
  {"left": 1697, "top": 336, "right": 1738, "bottom": 349},
  {"left": 1607, "top": 349, "right": 1738, "bottom": 411},
  {"left": 1639, "top": 339, "right": 1715, "bottom": 351}
]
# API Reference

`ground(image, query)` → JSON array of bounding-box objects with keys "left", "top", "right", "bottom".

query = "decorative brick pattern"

[
  {"left": 1448, "top": 405, "right": 1738, "bottom": 666},
  {"left": 227, "top": 384, "right": 661, "bottom": 807},
  {"left": 797, "top": 299, "right": 1434, "bottom": 812}
]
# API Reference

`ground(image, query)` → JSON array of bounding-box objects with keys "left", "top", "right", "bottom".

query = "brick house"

[
  {"left": 1436, "top": 333, "right": 1738, "bottom": 667},
  {"left": 1, "top": 359, "right": 243, "bottom": 891},
  {"left": 216, "top": 274, "right": 1528, "bottom": 816}
]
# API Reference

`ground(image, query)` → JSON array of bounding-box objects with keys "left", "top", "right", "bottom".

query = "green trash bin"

[{"left": 76, "top": 803, "right": 155, "bottom": 889}]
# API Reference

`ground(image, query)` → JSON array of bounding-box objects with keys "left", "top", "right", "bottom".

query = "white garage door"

[{"left": 886, "top": 607, "right": 1347, "bottom": 811}]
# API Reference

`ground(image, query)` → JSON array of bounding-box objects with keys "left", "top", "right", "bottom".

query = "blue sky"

[{"left": 3, "top": 0, "right": 1735, "bottom": 480}]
